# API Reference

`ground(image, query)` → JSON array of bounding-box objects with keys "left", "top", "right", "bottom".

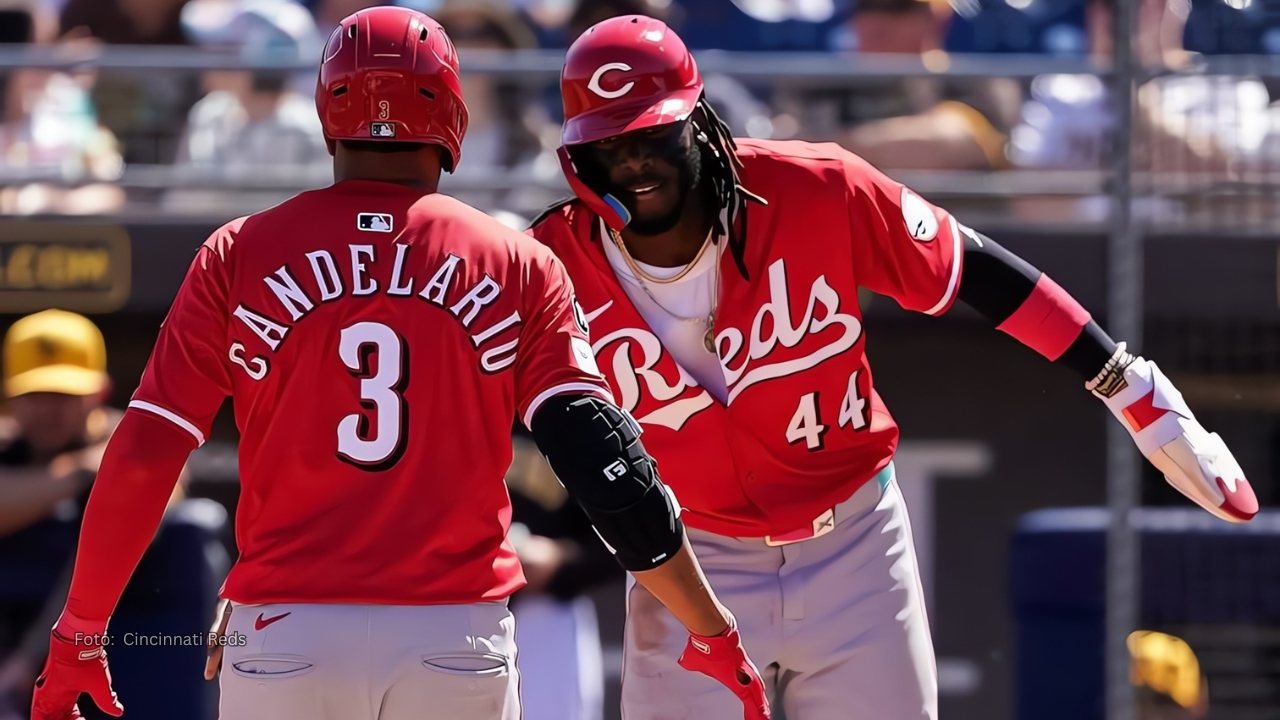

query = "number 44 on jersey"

[{"left": 786, "top": 370, "right": 867, "bottom": 451}]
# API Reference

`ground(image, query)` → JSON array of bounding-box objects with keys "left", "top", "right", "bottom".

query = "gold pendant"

[{"left": 703, "top": 325, "right": 716, "bottom": 354}]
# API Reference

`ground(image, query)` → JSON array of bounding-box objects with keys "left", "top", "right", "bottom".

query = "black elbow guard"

[{"left": 530, "top": 394, "right": 684, "bottom": 571}]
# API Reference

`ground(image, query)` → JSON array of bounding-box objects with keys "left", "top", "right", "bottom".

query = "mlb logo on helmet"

[
  {"left": 357, "top": 213, "right": 393, "bottom": 232},
  {"left": 370, "top": 122, "right": 396, "bottom": 138}
]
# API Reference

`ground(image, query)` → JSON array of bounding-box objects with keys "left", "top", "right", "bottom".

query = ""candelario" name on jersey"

[{"left": 228, "top": 243, "right": 521, "bottom": 380}]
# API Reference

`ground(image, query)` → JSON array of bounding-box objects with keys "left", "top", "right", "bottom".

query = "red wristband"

[{"left": 996, "top": 274, "right": 1091, "bottom": 361}]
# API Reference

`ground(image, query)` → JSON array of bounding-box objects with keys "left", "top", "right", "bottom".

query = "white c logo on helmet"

[{"left": 587, "top": 63, "right": 634, "bottom": 99}]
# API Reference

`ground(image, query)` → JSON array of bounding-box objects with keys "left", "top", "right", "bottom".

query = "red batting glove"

[
  {"left": 31, "top": 630, "right": 123, "bottom": 720},
  {"left": 678, "top": 622, "right": 771, "bottom": 720}
]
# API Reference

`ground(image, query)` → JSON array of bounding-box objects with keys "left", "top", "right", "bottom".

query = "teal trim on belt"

[{"left": 875, "top": 462, "right": 895, "bottom": 492}]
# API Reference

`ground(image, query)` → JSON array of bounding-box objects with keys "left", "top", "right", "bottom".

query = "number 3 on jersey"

[
  {"left": 785, "top": 371, "right": 867, "bottom": 451},
  {"left": 337, "top": 321, "right": 408, "bottom": 470}
]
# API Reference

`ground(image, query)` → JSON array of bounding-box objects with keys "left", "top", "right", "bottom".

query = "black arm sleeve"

[
  {"left": 529, "top": 394, "right": 684, "bottom": 572},
  {"left": 956, "top": 230, "right": 1118, "bottom": 381}
]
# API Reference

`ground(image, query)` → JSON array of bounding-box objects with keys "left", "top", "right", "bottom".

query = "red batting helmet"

[
  {"left": 557, "top": 15, "right": 703, "bottom": 228},
  {"left": 316, "top": 6, "right": 468, "bottom": 171}
]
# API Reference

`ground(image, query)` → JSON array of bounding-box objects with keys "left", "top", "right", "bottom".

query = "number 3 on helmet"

[{"left": 315, "top": 6, "right": 469, "bottom": 172}]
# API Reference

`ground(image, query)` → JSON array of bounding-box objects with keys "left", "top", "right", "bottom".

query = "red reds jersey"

[
  {"left": 132, "top": 179, "right": 610, "bottom": 605},
  {"left": 530, "top": 140, "right": 965, "bottom": 538}
]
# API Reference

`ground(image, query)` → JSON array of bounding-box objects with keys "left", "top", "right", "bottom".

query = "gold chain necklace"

[{"left": 608, "top": 226, "right": 722, "bottom": 354}]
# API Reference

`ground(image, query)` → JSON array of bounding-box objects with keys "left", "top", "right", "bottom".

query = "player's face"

[
  {"left": 9, "top": 392, "right": 97, "bottom": 454},
  {"left": 582, "top": 120, "right": 701, "bottom": 236}
]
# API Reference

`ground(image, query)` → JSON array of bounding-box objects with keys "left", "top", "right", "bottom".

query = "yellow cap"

[
  {"left": 1128, "top": 630, "right": 1205, "bottom": 710},
  {"left": 4, "top": 309, "right": 108, "bottom": 398}
]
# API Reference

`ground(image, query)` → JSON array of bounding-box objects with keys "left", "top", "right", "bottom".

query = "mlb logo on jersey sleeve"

[{"left": 358, "top": 213, "right": 394, "bottom": 233}]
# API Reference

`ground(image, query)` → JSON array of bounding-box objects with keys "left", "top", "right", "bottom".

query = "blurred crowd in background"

[{"left": 0, "top": 0, "right": 1278, "bottom": 224}]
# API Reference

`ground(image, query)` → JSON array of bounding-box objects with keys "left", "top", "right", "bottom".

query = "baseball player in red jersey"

[
  {"left": 28, "top": 8, "right": 771, "bottom": 720},
  {"left": 529, "top": 15, "right": 1260, "bottom": 719}
]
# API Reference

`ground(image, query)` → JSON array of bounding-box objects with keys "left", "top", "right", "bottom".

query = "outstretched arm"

[
  {"left": 32, "top": 230, "right": 235, "bottom": 720},
  {"left": 955, "top": 229, "right": 1258, "bottom": 522},
  {"left": 530, "top": 395, "right": 770, "bottom": 720},
  {"left": 839, "top": 149, "right": 1256, "bottom": 523}
]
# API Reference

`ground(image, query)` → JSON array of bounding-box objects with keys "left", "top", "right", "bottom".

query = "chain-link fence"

[{"left": 1106, "top": 5, "right": 1280, "bottom": 719}]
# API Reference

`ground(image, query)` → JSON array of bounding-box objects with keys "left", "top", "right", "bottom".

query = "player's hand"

[
  {"left": 30, "top": 630, "right": 123, "bottom": 720},
  {"left": 515, "top": 534, "right": 569, "bottom": 595},
  {"left": 677, "top": 619, "right": 771, "bottom": 720},
  {"left": 1094, "top": 355, "right": 1258, "bottom": 522},
  {"left": 205, "top": 598, "right": 232, "bottom": 680}
]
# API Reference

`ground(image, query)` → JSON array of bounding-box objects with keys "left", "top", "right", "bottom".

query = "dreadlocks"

[{"left": 690, "top": 96, "right": 767, "bottom": 279}]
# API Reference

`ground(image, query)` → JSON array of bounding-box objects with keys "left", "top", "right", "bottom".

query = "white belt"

[{"left": 762, "top": 464, "right": 894, "bottom": 547}]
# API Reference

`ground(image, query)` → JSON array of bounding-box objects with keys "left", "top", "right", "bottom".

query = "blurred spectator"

[
  {"left": 0, "top": 311, "right": 116, "bottom": 719},
  {"left": 797, "top": 0, "right": 1021, "bottom": 170},
  {"left": 0, "top": 0, "right": 124, "bottom": 214},
  {"left": 165, "top": 0, "right": 330, "bottom": 213},
  {"left": 505, "top": 434, "right": 621, "bottom": 720},
  {"left": 1184, "top": 0, "right": 1280, "bottom": 55},
  {"left": 435, "top": 0, "right": 561, "bottom": 214},
  {"left": 58, "top": 0, "right": 200, "bottom": 165},
  {"left": 1009, "top": 0, "right": 1250, "bottom": 176},
  {"left": 312, "top": 0, "right": 387, "bottom": 32},
  {"left": 678, "top": 0, "right": 845, "bottom": 51},
  {"left": 59, "top": 0, "right": 189, "bottom": 44},
  {"left": 943, "top": 0, "right": 1088, "bottom": 55},
  {"left": 728, "top": 0, "right": 836, "bottom": 23},
  {"left": 0, "top": 310, "right": 187, "bottom": 720},
  {"left": 563, "top": 0, "right": 683, "bottom": 44},
  {"left": 0, "top": 311, "right": 115, "bottom": 541}
]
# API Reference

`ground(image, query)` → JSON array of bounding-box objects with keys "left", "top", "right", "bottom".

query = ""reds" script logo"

[
  {"left": 587, "top": 62, "right": 634, "bottom": 99},
  {"left": 717, "top": 259, "right": 862, "bottom": 404},
  {"left": 588, "top": 258, "right": 862, "bottom": 430}
]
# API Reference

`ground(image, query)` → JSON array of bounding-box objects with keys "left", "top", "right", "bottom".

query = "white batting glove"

[{"left": 1091, "top": 346, "right": 1258, "bottom": 523}]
